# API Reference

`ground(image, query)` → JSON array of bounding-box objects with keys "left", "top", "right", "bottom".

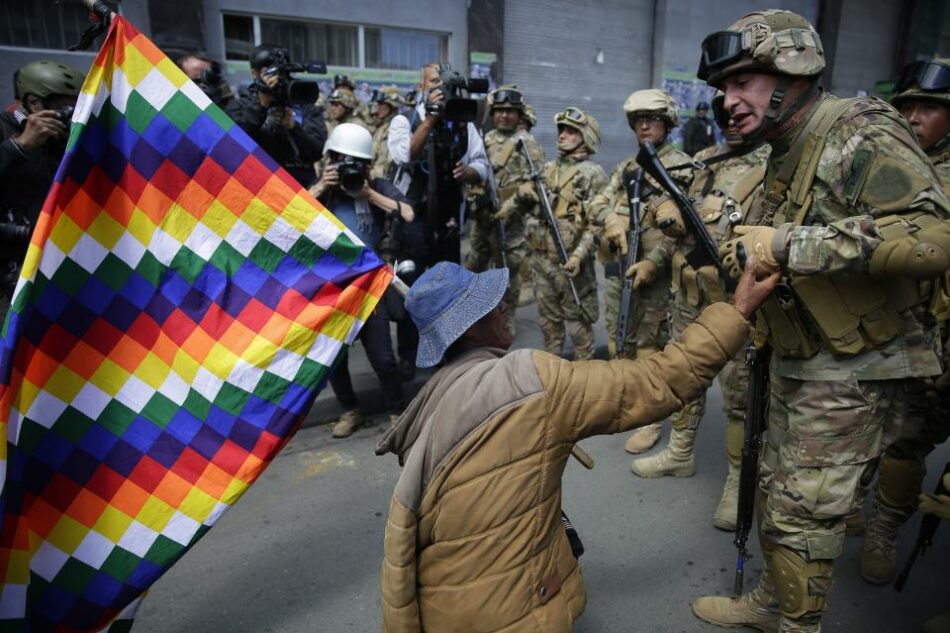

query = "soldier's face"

[
  {"left": 899, "top": 99, "right": 950, "bottom": 152},
  {"left": 632, "top": 116, "right": 667, "bottom": 145},
  {"left": 329, "top": 102, "right": 347, "bottom": 121},
  {"left": 493, "top": 107, "right": 520, "bottom": 131},
  {"left": 721, "top": 72, "right": 780, "bottom": 137},
  {"left": 557, "top": 126, "right": 583, "bottom": 153},
  {"left": 374, "top": 103, "right": 393, "bottom": 124}
]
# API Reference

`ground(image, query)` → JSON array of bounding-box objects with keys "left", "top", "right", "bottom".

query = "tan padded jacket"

[{"left": 376, "top": 303, "right": 751, "bottom": 632}]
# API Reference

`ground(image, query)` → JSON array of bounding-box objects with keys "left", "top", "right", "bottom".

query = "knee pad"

[
  {"left": 725, "top": 419, "right": 745, "bottom": 466},
  {"left": 878, "top": 455, "right": 926, "bottom": 508},
  {"left": 671, "top": 399, "right": 704, "bottom": 431},
  {"left": 771, "top": 545, "right": 833, "bottom": 619}
]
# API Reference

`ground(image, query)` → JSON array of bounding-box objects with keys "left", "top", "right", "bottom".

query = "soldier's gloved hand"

[
  {"left": 918, "top": 473, "right": 950, "bottom": 521},
  {"left": 654, "top": 198, "right": 686, "bottom": 238},
  {"left": 719, "top": 225, "right": 781, "bottom": 278},
  {"left": 493, "top": 198, "right": 515, "bottom": 222},
  {"left": 561, "top": 255, "right": 581, "bottom": 278},
  {"left": 625, "top": 260, "right": 657, "bottom": 289},
  {"left": 604, "top": 212, "right": 629, "bottom": 255}
]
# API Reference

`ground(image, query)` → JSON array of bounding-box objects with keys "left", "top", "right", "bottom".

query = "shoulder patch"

[{"left": 843, "top": 148, "right": 874, "bottom": 205}]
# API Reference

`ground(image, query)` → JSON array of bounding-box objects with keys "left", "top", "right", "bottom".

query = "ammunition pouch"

[{"left": 498, "top": 184, "right": 520, "bottom": 205}]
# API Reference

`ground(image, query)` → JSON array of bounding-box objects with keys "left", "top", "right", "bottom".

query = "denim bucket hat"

[{"left": 405, "top": 262, "right": 509, "bottom": 368}]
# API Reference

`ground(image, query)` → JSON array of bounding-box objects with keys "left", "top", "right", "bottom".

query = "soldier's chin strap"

[{"left": 742, "top": 77, "right": 820, "bottom": 144}]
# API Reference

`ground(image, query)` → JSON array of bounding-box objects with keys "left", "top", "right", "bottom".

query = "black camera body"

[
  {"left": 254, "top": 47, "right": 327, "bottom": 107},
  {"left": 427, "top": 64, "right": 489, "bottom": 123},
  {"left": 53, "top": 104, "right": 74, "bottom": 123},
  {"left": 334, "top": 156, "right": 368, "bottom": 194}
]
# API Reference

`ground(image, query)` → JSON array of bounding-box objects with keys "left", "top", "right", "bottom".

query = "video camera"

[
  {"left": 427, "top": 64, "right": 488, "bottom": 123},
  {"left": 252, "top": 47, "right": 327, "bottom": 107}
]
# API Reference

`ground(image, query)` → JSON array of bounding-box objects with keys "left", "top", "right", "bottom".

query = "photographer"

[
  {"left": 225, "top": 45, "right": 326, "bottom": 187},
  {"left": 388, "top": 62, "right": 489, "bottom": 265},
  {"left": 177, "top": 52, "right": 233, "bottom": 109},
  {"left": 0, "top": 60, "right": 83, "bottom": 320},
  {"left": 309, "top": 123, "right": 415, "bottom": 438}
]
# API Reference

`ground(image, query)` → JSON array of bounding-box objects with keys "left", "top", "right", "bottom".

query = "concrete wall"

[
  {"left": 502, "top": 0, "right": 654, "bottom": 172},
  {"left": 828, "top": 0, "right": 902, "bottom": 95}
]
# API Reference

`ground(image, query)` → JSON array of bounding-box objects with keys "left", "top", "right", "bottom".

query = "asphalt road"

[{"left": 132, "top": 295, "right": 950, "bottom": 633}]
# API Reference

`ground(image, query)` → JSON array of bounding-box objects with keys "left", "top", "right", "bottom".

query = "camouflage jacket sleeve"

[
  {"left": 591, "top": 160, "right": 628, "bottom": 224},
  {"left": 570, "top": 164, "right": 608, "bottom": 261},
  {"left": 776, "top": 115, "right": 950, "bottom": 276}
]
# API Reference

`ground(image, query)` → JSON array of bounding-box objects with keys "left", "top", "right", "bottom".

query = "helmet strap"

[
  {"left": 742, "top": 76, "right": 819, "bottom": 143},
  {"left": 929, "top": 131, "right": 950, "bottom": 155}
]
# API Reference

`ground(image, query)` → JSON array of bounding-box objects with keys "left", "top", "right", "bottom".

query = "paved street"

[{"left": 133, "top": 293, "right": 950, "bottom": 633}]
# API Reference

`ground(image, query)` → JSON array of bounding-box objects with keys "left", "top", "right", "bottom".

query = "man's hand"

[
  {"left": 281, "top": 107, "right": 296, "bottom": 130},
  {"left": 720, "top": 225, "right": 781, "bottom": 279},
  {"left": 309, "top": 164, "right": 339, "bottom": 198},
  {"left": 625, "top": 259, "right": 657, "bottom": 289},
  {"left": 14, "top": 111, "right": 67, "bottom": 151},
  {"left": 493, "top": 198, "right": 515, "bottom": 222},
  {"left": 453, "top": 160, "right": 480, "bottom": 184},
  {"left": 562, "top": 255, "right": 581, "bottom": 278},
  {"left": 918, "top": 474, "right": 950, "bottom": 520},
  {"left": 604, "top": 212, "right": 629, "bottom": 256},
  {"left": 257, "top": 73, "right": 280, "bottom": 108},
  {"left": 654, "top": 198, "right": 686, "bottom": 238},
  {"left": 425, "top": 86, "right": 444, "bottom": 118},
  {"left": 731, "top": 256, "right": 781, "bottom": 319}
]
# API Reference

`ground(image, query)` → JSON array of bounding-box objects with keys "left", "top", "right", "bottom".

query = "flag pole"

[{"left": 79, "top": 0, "right": 115, "bottom": 18}]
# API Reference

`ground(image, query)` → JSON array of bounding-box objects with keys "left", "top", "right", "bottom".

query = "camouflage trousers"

[
  {"left": 758, "top": 373, "right": 909, "bottom": 561},
  {"left": 668, "top": 294, "right": 749, "bottom": 464},
  {"left": 531, "top": 254, "right": 599, "bottom": 359},
  {"left": 466, "top": 217, "right": 527, "bottom": 334},
  {"left": 603, "top": 265, "right": 671, "bottom": 360}
]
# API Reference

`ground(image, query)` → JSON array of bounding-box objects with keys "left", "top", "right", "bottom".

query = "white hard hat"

[{"left": 324, "top": 122, "right": 373, "bottom": 160}]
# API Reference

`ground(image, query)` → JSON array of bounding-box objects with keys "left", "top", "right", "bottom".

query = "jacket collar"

[{"left": 375, "top": 347, "right": 507, "bottom": 464}]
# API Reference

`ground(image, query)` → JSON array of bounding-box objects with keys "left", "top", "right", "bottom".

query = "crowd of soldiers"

[
  {"left": 1, "top": 6, "right": 949, "bottom": 632},
  {"left": 363, "top": 9, "right": 950, "bottom": 633}
]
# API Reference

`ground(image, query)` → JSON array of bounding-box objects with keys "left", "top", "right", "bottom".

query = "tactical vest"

[
  {"left": 673, "top": 155, "right": 767, "bottom": 306},
  {"left": 533, "top": 160, "right": 586, "bottom": 258},
  {"left": 757, "top": 96, "right": 936, "bottom": 359},
  {"left": 487, "top": 133, "right": 523, "bottom": 203}
]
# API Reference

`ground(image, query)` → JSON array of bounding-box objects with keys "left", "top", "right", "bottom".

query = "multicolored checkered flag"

[{"left": 0, "top": 16, "right": 391, "bottom": 632}]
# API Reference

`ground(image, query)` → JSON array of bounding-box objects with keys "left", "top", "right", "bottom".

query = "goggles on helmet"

[
  {"left": 555, "top": 106, "right": 588, "bottom": 125},
  {"left": 488, "top": 89, "right": 524, "bottom": 107},
  {"left": 895, "top": 59, "right": 950, "bottom": 94},
  {"left": 697, "top": 31, "right": 750, "bottom": 81}
]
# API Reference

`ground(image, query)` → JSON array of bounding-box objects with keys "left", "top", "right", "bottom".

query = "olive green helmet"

[
  {"left": 16, "top": 60, "right": 85, "bottom": 101},
  {"left": 892, "top": 58, "right": 950, "bottom": 108},
  {"left": 487, "top": 84, "right": 525, "bottom": 113},
  {"left": 328, "top": 87, "right": 360, "bottom": 110},
  {"left": 554, "top": 106, "right": 601, "bottom": 154},
  {"left": 697, "top": 10, "right": 825, "bottom": 87},
  {"left": 373, "top": 85, "right": 404, "bottom": 109},
  {"left": 623, "top": 89, "right": 679, "bottom": 128}
]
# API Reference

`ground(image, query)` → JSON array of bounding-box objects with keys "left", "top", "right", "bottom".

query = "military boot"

[
  {"left": 630, "top": 426, "right": 696, "bottom": 478},
  {"left": 624, "top": 423, "right": 661, "bottom": 454},
  {"left": 692, "top": 549, "right": 779, "bottom": 632},
  {"left": 332, "top": 409, "right": 363, "bottom": 438},
  {"left": 859, "top": 498, "right": 904, "bottom": 584},
  {"left": 713, "top": 463, "right": 741, "bottom": 530}
]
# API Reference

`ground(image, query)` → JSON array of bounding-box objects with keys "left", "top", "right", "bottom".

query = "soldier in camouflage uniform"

[
  {"left": 690, "top": 12, "right": 950, "bottom": 633},
  {"left": 591, "top": 89, "right": 693, "bottom": 454},
  {"left": 517, "top": 102, "right": 539, "bottom": 306},
  {"left": 467, "top": 85, "right": 544, "bottom": 334},
  {"left": 370, "top": 85, "right": 403, "bottom": 181},
  {"left": 503, "top": 107, "right": 606, "bottom": 358},
  {"left": 629, "top": 92, "right": 772, "bottom": 533},
  {"left": 859, "top": 58, "right": 950, "bottom": 587},
  {"left": 326, "top": 87, "right": 369, "bottom": 136}
]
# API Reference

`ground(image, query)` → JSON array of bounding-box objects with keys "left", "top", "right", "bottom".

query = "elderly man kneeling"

[{"left": 376, "top": 260, "right": 777, "bottom": 632}]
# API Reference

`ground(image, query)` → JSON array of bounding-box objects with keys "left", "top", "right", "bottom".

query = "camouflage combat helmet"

[
  {"left": 16, "top": 60, "right": 85, "bottom": 101},
  {"left": 522, "top": 103, "right": 538, "bottom": 129},
  {"left": 623, "top": 89, "right": 679, "bottom": 128},
  {"left": 373, "top": 85, "right": 404, "bottom": 110},
  {"left": 328, "top": 87, "right": 360, "bottom": 110},
  {"left": 554, "top": 106, "right": 601, "bottom": 154},
  {"left": 697, "top": 10, "right": 825, "bottom": 87},
  {"left": 892, "top": 58, "right": 950, "bottom": 108},
  {"left": 487, "top": 84, "right": 525, "bottom": 113}
]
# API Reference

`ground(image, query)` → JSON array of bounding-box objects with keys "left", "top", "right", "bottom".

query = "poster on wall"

[{"left": 661, "top": 70, "right": 723, "bottom": 149}]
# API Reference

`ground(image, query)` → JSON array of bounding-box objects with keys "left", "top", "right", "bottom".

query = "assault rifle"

[
  {"left": 733, "top": 343, "right": 770, "bottom": 594},
  {"left": 518, "top": 138, "right": 589, "bottom": 320},
  {"left": 894, "top": 461, "right": 950, "bottom": 591},
  {"left": 635, "top": 141, "right": 735, "bottom": 293},
  {"left": 615, "top": 169, "right": 642, "bottom": 356},
  {"left": 484, "top": 166, "right": 509, "bottom": 269}
]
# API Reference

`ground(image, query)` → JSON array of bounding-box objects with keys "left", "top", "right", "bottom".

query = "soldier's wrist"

[{"left": 772, "top": 223, "right": 794, "bottom": 265}]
